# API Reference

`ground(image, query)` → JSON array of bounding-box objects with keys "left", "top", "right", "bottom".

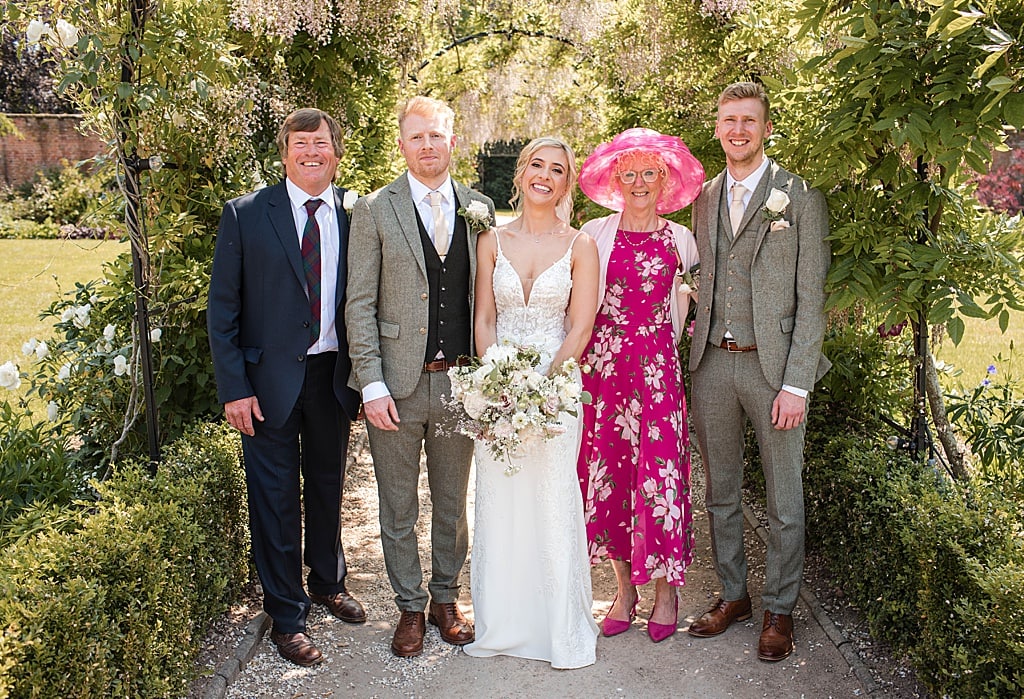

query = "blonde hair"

[
  {"left": 718, "top": 81, "right": 771, "bottom": 122},
  {"left": 398, "top": 96, "right": 455, "bottom": 135},
  {"left": 509, "top": 136, "right": 578, "bottom": 222}
]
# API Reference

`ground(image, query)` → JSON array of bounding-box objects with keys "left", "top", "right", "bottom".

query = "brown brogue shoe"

[
  {"left": 758, "top": 611, "right": 795, "bottom": 661},
  {"left": 310, "top": 589, "right": 367, "bottom": 624},
  {"left": 269, "top": 630, "right": 323, "bottom": 667},
  {"left": 687, "top": 594, "right": 753, "bottom": 638},
  {"left": 391, "top": 611, "right": 426, "bottom": 658},
  {"left": 427, "top": 601, "right": 475, "bottom": 645}
]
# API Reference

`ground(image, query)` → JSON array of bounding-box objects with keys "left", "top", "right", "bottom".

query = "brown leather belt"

[
  {"left": 718, "top": 338, "right": 757, "bottom": 353},
  {"left": 423, "top": 356, "right": 472, "bottom": 372}
]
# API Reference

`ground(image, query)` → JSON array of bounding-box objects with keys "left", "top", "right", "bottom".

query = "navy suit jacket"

[{"left": 208, "top": 181, "right": 361, "bottom": 428}]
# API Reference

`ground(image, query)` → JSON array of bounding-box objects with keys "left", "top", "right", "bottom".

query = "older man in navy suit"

[{"left": 208, "top": 108, "right": 364, "bottom": 667}]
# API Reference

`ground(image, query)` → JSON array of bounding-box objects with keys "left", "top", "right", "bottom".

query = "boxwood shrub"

[
  {"left": 0, "top": 421, "right": 248, "bottom": 698},
  {"left": 803, "top": 432, "right": 1024, "bottom": 697}
]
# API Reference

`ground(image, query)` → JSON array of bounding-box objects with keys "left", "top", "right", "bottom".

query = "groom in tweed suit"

[
  {"left": 686, "top": 82, "right": 831, "bottom": 661},
  {"left": 346, "top": 96, "right": 495, "bottom": 658}
]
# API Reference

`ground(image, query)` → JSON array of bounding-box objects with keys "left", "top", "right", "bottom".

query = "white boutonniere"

[
  {"left": 458, "top": 200, "right": 492, "bottom": 235},
  {"left": 675, "top": 263, "right": 700, "bottom": 295},
  {"left": 342, "top": 190, "right": 359, "bottom": 211},
  {"left": 761, "top": 188, "right": 790, "bottom": 223}
]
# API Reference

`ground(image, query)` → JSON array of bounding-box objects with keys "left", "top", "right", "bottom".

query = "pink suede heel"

[
  {"left": 601, "top": 594, "right": 639, "bottom": 637},
  {"left": 647, "top": 594, "right": 679, "bottom": 643}
]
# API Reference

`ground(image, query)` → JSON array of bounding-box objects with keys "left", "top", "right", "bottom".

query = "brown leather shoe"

[
  {"left": 427, "top": 601, "right": 475, "bottom": 645},
  {"left": 310, "top": 589, "right": 366, "bottom": 624},
  {"left": 269, "top": 630, "right": 323, "bottom": 666},
  {"left": 391, "top": 611, "right": 426, "bottom": 658},
  {"left": 687, "top": 594, "right": 753, "bottom": 637},
  {"left": 758, "top": 611, "right": 795, "bottom": 661}
]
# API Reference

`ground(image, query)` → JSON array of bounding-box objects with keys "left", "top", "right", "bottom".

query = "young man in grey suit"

[
  {"left": 346, "top": 96, "right": 495, "bottom": 658},
  {"left": 208, "top": 108, "right": 364, "bottom": 667},
  {"left": 686, "top": 82, "right": 831, "bottom": 661}
]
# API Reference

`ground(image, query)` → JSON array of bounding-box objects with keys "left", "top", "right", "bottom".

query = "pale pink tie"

[
  {"left": 729, "top": 183, "right": 747, "bottom": 235},
  {"left": 428, "top": 191, "right": 449, "bottom": 258}
]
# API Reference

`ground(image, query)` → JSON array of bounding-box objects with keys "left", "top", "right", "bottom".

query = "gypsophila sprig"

[
  {"left": 457, "top": 200, "right": 492, "bottom": 235},
  {"left": 446, "top": 342, "right": 588, "bottom": 475}
]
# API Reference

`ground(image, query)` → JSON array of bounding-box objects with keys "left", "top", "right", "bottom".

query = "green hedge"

[
  {"left": 0, "top": 422, "right": 248, "bottom": 698},
  {"left": 804, "top": 436, "right": 1024, "bottom": 697}
]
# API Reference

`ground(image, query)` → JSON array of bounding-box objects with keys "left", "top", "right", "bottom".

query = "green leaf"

[
  {"left": 986, "top": 76, "right": 1014, "bottom": 92},
  {"left": 971, "top": 50, "right": 1006, "bottom": 81},
  {"left": 940, "top": 12, "right": 984, "bottom": 39},
  {"left": 947, "top": 316, "right": 965, "bottom": 345}
]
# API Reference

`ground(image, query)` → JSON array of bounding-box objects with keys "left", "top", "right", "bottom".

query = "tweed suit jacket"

[
  {"left": 689, "top": 159, "right": 831, "bottom": 392},
  {"left": 345, "top": 173, "right": 495, "bottom": 400}
]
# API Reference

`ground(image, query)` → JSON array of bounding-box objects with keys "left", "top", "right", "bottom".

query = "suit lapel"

[
  {"left": 332, "top": 184, "right": 349, "bottom": 311},
  {"left": 268, "top": 183, "right": 306, "bottom": 289},
  {"left": 386, "top": 175, "right": 428, "bottom": 279},
  {"left": 452, "top": 180, "right": 479, "bottom": 274},
  {"left": 705, "top": 172, "right": 726, "bottom": 263},
  {"left": 737, "top": 164, "right": 771, "bottom": 240},
  {"left": 753, "top": 161, "right": 790, "bottom": 257}
]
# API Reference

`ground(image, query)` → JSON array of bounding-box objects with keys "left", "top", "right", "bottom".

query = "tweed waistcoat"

[
  {"left": 415, "top": 206, "right": 471, "bottom": 363},
  {"left": 708, "top": 192, "right": 757, "bottom": 347}
]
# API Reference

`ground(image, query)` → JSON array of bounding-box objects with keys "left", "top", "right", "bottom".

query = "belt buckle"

[{"left": 725, "top": 339, "right": 741, "bottom": 353}]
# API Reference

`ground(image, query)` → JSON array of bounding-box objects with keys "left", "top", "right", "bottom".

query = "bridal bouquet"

[{"left": 446, "top": 342, "right": 587, "bottom": 475}]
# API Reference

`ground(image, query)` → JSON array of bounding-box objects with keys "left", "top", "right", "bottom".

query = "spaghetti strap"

[
  {"left": 494, "top": 227, "right": 506, "bottom": 257},
  {"left": 569, "top": 231, "right": 583, "bottom": 248}
]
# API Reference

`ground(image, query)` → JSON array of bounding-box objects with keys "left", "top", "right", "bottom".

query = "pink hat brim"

[{"left": 578, "top": 128, "right": 705, "bottom": 214}]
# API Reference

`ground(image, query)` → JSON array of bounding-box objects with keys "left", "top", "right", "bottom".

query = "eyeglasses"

[{"left": 617, "top": 169, "right": 662, "bottom": 184}]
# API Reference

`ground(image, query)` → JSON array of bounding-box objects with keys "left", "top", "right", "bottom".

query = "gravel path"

[{"left": 193, "top": 421, "right": 923, "bottom": 698}]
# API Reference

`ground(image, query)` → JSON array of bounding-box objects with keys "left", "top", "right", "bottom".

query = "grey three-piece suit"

[
  {"left": 345, "top": 173, "right": 494, "bottom": 611},
  {"left": 689, "top": 159, "right": 831, "bottom": 614}
]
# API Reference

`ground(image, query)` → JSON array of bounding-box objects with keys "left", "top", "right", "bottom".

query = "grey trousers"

[
  {"left": 691, "top": 343, "right": 806, "bottom": 614},
  {"left": 366, "top": 370, "right": 474, "bottom": 612}
]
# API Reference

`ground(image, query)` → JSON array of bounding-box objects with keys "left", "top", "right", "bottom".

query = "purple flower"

[{"left": 987, "top": 364, "right": 997, "bottom": 374}]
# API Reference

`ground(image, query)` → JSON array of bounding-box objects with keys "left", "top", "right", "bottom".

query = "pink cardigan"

[{"left": 581, "top": 212, "right": 699, "bottom": 342}]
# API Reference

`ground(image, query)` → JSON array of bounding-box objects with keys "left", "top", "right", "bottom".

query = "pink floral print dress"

[{"left": 577, "top": 224, "right": 694, "bottom": 586}]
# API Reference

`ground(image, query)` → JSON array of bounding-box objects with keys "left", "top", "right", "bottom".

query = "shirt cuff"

[
  {"left": 782, "top": 384, "right": 808, "bottom": 399},
  {"left": 361, "top": 381, "right": 391, "bottom": 402}
]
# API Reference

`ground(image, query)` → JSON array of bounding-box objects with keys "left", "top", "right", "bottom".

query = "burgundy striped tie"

[{"left": 301, "top": 198, "right": 323, "bottom": 346}]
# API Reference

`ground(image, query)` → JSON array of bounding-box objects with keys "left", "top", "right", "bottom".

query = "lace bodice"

[{"left": 492, "top": 232, "right": 578, "bottom": 372}]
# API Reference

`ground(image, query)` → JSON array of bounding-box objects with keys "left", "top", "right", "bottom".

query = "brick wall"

[{"left": 0, "top": 114, "right": 106, "bottom": 188}]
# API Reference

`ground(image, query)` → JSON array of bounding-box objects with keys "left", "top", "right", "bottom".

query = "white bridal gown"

[{"left": 464, "top": 231, "right": 599, "bottom": 669}]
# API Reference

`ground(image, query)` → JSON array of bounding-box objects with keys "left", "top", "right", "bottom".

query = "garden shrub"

[
  {"left": 911, "top": 483, "right": 1024, "bottom": 697},
  {"left": 0, "top": 402, "right": 84, "bottom": 538},
  {"left": 804, "top": 438, "right": 929, "bottom": 650},
  {"left": 0, "top": 215, "right": 62, "bottom": 239},
  {"left": 804, "top": 428, "right": 1024, "bottom": 696},
  {"left": 0, "top": 421, "right": 248, "bottom": 698}
]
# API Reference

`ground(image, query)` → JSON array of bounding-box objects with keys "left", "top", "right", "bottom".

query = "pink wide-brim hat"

[{"left": 578, "top": 128, "right": 705, "bottom": 214}]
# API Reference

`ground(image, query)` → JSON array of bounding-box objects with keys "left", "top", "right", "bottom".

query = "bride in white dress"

[{"left": 464, "top": 137, "right": 601, "bottom": 669}]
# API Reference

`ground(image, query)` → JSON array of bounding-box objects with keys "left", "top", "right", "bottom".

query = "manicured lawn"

[
  {"left": 0, "top": 238, "right": 126, "bottom": 369},
  {"left": 935, "top": 312, "right": 1023, "bottom": 388}
]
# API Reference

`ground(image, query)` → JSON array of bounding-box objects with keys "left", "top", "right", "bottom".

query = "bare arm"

[
  {"left": 474, "top": 229, "right": 499, "bottom": 356},
  {"left": 550, "top": 234, "right": 599, "bottom": 372}
]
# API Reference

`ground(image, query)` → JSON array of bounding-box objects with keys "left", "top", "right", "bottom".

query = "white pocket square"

[{"left": 770, "top": 220, "right": 791, "bottom": 232}]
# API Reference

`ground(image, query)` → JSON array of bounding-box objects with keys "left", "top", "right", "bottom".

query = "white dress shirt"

[
  {"left": 286, "top": 178, "right": 339, "bottom": 355},
  {"left": 407, "top": 172, "right": 455, "bottom": 244}
]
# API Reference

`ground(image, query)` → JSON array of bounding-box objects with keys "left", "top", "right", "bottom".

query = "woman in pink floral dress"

[{"left": 576, "top": 128, "right": 704, "bottom": 642}]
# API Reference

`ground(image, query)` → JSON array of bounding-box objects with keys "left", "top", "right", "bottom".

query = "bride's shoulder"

[{"left": 569, "top": 227, "right": 598, "bottom": 252}]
